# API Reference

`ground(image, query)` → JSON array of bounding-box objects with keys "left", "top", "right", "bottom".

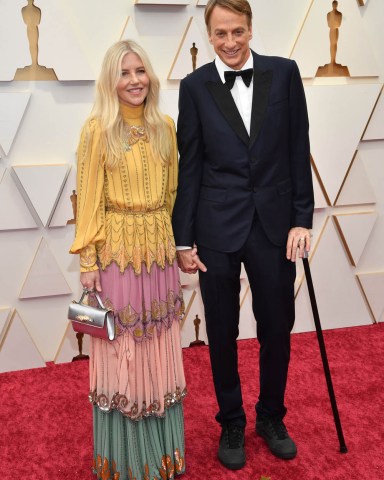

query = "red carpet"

[{"left": 1, "top": 324, "right": 383, "bottom": 479}]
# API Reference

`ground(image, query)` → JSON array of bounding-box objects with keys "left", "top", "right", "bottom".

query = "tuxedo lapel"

[
  {"left": 249, "top": 67, "right": 273, "bottom": 148},
  {"left": 206, "top": 81, "right": 249, "bottom": 145},
  {"left": 204, "top": 56, "right": 273, "bottom": 148}
]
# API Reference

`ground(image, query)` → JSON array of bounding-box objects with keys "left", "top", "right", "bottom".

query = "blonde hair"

[{"left": 88, "top": 40, "right": 172, "bottom": 168}]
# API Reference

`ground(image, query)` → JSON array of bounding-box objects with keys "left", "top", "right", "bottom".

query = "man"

[{"left": 172, "top": 0, "right": 314, "bottom": 470}]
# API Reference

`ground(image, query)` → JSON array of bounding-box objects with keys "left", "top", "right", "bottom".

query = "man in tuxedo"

[{"left": 172, "top": 0, "right": 314, "bottom": 470}]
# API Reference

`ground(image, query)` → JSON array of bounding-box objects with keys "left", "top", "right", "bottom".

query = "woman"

[{"left": 70, "top": 40, "right": 186, "bottom": 480}]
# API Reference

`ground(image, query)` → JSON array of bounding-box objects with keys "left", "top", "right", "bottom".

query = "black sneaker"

[
  {"left": 218, "top": 424, "right": 246, "bottom": 470},
  {"left": 256, "top": 415, "right": 297, "bottom": 459}
]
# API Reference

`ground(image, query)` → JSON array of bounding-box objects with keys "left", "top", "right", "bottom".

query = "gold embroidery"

[
  {"left": 174, "top": 449, "right": 184, "bottom": 474},
  {"left": 80, "top": 244, "right": 97, "bottom": 269},
  {"left": 122, "top": 124, "right": 148, "bottom": 152},
  {"left": 94, "top": 454, "right": 182, "bottom": 480},
  {"left": 98, "top": 205, "right": 176, "bottom": 275},
  {"left": 158, "top": 455, "right": 174, "bottom": 480},
  {"left": 128, "top": 467, "right": 136, "bottom": 480},
  {"left": 94, "top": 456, "right": 121, "bottom": 480},
  {"left": 89, "top": 387, "right": 187, "bottom": 420}
]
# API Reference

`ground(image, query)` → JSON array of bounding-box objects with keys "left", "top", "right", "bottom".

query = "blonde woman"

[{"left": 70, "top": 40, "right": 186, "bottom": 480}]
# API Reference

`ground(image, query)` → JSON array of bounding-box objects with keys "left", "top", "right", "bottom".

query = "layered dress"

[{"left": 70, "top": 103, "right": 186, "bottom": 480}]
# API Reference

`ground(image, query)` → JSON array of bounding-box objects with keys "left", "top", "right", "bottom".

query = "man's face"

[{"left": 208, "top": 5, "right": 252, "bottom": 70}]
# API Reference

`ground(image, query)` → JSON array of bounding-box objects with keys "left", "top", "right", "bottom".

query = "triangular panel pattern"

[
  {"left": 255, "top": 0, "right": 312, "bottom": 58},
  {"left": 305, "top": 84, "right": 381, "bottom": 205},
  {"left": 0, "top": 310, "right": 46, "bottom": 373},
  {"left": 54, "top": 322, "right": 90, "bottom": 364},
  {"left": 312, "top": 165, "right": 328, "bottom": 209},
  {"left": 119, "top": 16, "right": 141, "bottom": 44},
  {"left": 49, "top": 165, "right": 76, "bottom": 228},
  {"left": 168, "top": 17, "right": 213, "bottom": 80},
  {"left": 336, "top": 152, "right": 376, "bottom": 206},
  {"left": 333, "top": 212, "right": 377, "bottom": 267},
  {"left": 0, "top": 307, "right": 12, "bottom": 347},
  {"left": 13, "top": 164, "right": 69, "bottom": 227},
  {"left": 363, "top": 87, "right": 384, "bottom": 141},
  {"left": 291, "top": 0, "right": 379, "bottom": 77},
  {"left": 0, "top": 165, "right": 5, "bottom": 183},
  {"left": 19, "top": 238, "right": 72, "bottom": 299},
  {"left": 293, "top": 219, "right": 372, "bottom": 333},
  {"left": 0, "top": 92, "right": 30, "bottom": 156},
  {"left": 357, "top": 272, "right": 384, "bottom": 323},
  {"left": 0, "top": 169, "right": 37, "bottom": 231}
]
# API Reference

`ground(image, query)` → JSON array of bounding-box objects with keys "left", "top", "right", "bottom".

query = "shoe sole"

[
  {"left": 218, "top": 454, "right": 246, "bottom": 470},
  {"left": 256, "top": 429, "right": 297, "bottom": 460}
]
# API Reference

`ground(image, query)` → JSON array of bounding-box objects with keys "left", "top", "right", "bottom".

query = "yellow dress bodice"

[{"left": 70, "top": 103, "right": 178, "bottom": 274}]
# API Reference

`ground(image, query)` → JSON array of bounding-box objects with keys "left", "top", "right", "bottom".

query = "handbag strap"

[{"left": 79, "top": 288, "right": 110, "bottom": 311}]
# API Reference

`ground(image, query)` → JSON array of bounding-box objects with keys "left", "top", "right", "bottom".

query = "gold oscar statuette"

[
  {"left": 189, "top": 314, "right": 206, "bottom": 347},
  {"left": 67, "top": 190, "right": 77, "bottom": 225},
  {"left": 190, "top": 42, "right": 198, "bottom": 72},
  {"left": 72, "top": 332, "right": 89, "bottom": 361},
  {"left": 316, "top": 1, "right": 350, "bottom": 77},
  {"left": 14, "top": 0, "right": 58, "bottom": 81}
]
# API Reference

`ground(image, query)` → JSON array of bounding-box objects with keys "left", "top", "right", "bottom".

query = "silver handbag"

[{"left": 68, "top": 289, "right": 115, "bottom": 341}]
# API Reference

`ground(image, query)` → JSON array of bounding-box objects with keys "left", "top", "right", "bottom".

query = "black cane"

[{"left": 302, "top": 253, "right": 348, "bottom": 453}]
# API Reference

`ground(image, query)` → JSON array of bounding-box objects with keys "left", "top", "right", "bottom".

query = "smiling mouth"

[{"left": 223, "top": 49, "right": 239, "bottom": 56}]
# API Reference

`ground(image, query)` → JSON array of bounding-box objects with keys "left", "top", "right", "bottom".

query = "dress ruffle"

[
  {"left": 97, "top": 207, "right": 177, "bottom": 275},
  {"left": 89, "top": 261, "right": 186, "bottom": 421}
]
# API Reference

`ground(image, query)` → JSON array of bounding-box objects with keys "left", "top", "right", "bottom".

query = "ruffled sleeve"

[
  {"left": 164, "top": 116, "right": 178, "bottom": 217},
  {"left": 69, "top": 119, "right": 106, "bottom": 272}
]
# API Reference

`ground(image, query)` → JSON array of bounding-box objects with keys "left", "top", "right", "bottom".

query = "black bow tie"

[{"left": 224, "top": 68, "right": 253, "bottom": 89}]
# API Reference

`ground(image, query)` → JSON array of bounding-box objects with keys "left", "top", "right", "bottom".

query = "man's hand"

[
  {"left": 80, "top": 269, "right": 102, "bottom": 292},
  {"left": 176, "top": 247, "right": 207, "bottom": 274},
  {"left": 286, "top": 227, "right": 312, "bottom": 262}
]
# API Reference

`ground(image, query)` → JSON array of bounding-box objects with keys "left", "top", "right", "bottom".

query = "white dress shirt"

[{"left": 214, "top": 52, "right": 254, "bottom": 135}]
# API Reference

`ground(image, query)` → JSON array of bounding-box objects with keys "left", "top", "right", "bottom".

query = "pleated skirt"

[{"left": 89, "top": 260, "right": 186, "bottom": 480}]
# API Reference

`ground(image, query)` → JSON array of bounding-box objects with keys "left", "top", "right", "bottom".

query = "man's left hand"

[{"left": 286, "top": 227, "right": 312, "bottom": 262}]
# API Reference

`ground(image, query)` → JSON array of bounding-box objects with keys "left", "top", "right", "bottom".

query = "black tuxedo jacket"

[{"left": 172, "top": 51, "right": 314, "bottom": 252}]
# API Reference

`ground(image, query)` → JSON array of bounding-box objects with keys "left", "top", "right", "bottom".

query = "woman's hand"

[{"left": 80, "top": 269, "right": 102, "bottom": 292}]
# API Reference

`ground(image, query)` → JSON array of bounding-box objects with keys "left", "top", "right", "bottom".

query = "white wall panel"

[
  {"left": 0, "top": 169, "right": 37, "bottom": 231},
  {"left": 0, "top": 92, "right": 30, "bottom": 156},
  {"left": 357, "top": 272, "right": 384, "bottom": 323},
  {"left": 0, "top": 310, "right": 46, "bottom": 373},
  {"left": 294, "top": 219, "right": 372, "bottom": 333},
  {"left": 363, "top": 87, "right": 384, "bottom": 140},
  {"left": 13, "top": 164, "right": 69, "bottom": 226},
  {"left": 305, "top": 84, "right": 381, "bottom": 205}
]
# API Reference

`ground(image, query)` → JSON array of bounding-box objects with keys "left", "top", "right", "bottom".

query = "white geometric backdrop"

[{"left": 0, "top": 0, "right": 383, "bottom": 372}]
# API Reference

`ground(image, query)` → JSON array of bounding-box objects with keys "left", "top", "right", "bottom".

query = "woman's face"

[{"left": 116, "top": 52, "right": 150, "bottom": 107}]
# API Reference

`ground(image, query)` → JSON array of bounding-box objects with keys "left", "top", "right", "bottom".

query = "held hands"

[
  {"left": 80, "top": 269, "right": 102, "bottom": 292},
  {"left": 286, "top": 227, "right": 312, "bottom": 262},
  {"left": 176, "top": 246, "right": 207, "bottom": 274}
]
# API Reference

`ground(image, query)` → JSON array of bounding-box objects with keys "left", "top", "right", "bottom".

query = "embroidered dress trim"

[{"left": 89, "top": 386, "right": 187, "bottom": 420}]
